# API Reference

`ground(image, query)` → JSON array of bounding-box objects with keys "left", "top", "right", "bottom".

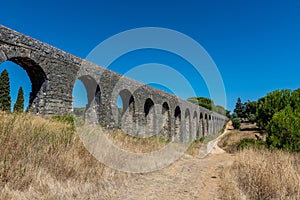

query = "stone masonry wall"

[{"left": 0, "top": 25, "right": 228, "bottom": 140}]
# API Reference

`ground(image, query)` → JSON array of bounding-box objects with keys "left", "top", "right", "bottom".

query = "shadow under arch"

[
  {"left": 199, "top": 112, "right": 204, "bottom": 137},
  {"left": 192, "top": 111, "right": 198, "bottom": 140},
  {"left": 174, "top": 106, "right": 181, "bottom": 142},
  {"left": 1, "top": 57, "right": 48, "bottom": 113},
  {"left": 184, "top": 108, "right": 191, "bottom": 143},
  {"left": 204, "top": 113, "right": 208, "bottom": 136},
  {"left": 143, "top": 98, "right": 155, "bottom": 137},
  {"left": 208, "top": 115, "right": 212, "bottom": 135},
  {"left": 161, "top": 102, "right": 171, "bottom": 138},
  {"left": 117, "top": 89, "right": 136, "bottom": 132},
  {"left": 144, "top": 98, "right": 154, "bottom": 117}
]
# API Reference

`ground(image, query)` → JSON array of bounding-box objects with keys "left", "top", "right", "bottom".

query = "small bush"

[
  {"left": 197, "top": 136, "right": 205, "bottom": 143},
  {"left": 237, "top": 138, "right": 266, "bottom": 150},
  {"left": 52, "top": 114, "right": 75, "bottom": 126},
  {"left": 232, "top": 118, "right": 241, "bottom": 129}
]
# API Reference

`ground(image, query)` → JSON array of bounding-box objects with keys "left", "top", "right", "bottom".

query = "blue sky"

[{"left": 0, "top": 0, "right": 299, "bottom": 111}]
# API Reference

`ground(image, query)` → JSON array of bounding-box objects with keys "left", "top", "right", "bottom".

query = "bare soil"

[
  {"left": 111, "top": 122, "right": 262, "bottom": 200},
  {"left": 112, "top": 154, "right": 235, "bottom": 200}
]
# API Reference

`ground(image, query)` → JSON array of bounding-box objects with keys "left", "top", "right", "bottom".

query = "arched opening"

[
  {"left": 193, "top": 111, "right": 198, "bottom": 140},
  {"left": 174, "top": 106, "right": 181, "bottom": 140},
  {"left": 217, "top": 117, "right": 220, "bottom": 132},
  {"left": 0, "top": 58, "right": 47, "bottom": 113},
  {"left": 144, "top": 98, "right": 155, "bottom": 135},
  {"left": 204, "top": 113, "right": 208, "bottom": 136},
  {"left": 116, "top": 89, "right": 135, "bottom": 130},
  {"left": 162, "top": 102, "right": 170, "bottom": 138},
  {"left": 212, "top": 116, "right": 215, "bottom": 134},
  {"left": 208, "top": 115, "right": 212, "bottom": 135},
  {"left": 199, "top": 113, "right": 204, "bottom": 137},
  {"left": 72, "top": 79, "right": 88, "bottom": 115},
  {"left": 185, "top": 109, "right": 191, "bottom": 142},
  {"left": 144, "top": 98, "right": 154, "bottom": 116},
  {"left": 72, "top": 75, "right": 101, "bottom": 124},
  {"left": 117, "top": 95, "right": 123, "bottom": 124}
]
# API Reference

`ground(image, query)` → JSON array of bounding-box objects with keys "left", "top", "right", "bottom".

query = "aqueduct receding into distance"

[{"left": 0, "top": 25, "right": 227, "bottom": 141}]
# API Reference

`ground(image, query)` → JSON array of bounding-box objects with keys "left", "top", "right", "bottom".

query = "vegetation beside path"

[{"left": 218, "top": 122, "right": 300, "bottom": 200}]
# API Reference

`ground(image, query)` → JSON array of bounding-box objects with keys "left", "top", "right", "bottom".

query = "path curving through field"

[{"left": 112, "top": 123, "right": 235, "bottom": 200}]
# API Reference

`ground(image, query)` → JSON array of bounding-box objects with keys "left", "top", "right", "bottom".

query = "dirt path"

[{"left": 112, "top": 123, "right": 235, "bottom": 200}]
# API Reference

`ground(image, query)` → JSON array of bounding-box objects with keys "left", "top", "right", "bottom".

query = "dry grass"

[
  {"left": 0, "top": 112, "right": 185, "bottom": 199},
  {"left": 104, "top": 129, "right": 168, "bottom": 153},
  {"left": 0, "top": 112, "right": 216, "bottom": 199},
  {"left": 218, "top": 122, "right": 264, "bottom": 153},
  {"left": 0, "top": 112, "right": 132, "bottom": 199},
  {"left": 220, "top": 148, "right": 300, "bottom": 200},
  {"left": 218, "top": 131, "right": 257, "bottom": 153},
  {"left": 185, "top": 138, "right": 204, "bottom": 156}
]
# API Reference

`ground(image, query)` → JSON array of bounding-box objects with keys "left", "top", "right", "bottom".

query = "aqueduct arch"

[{"left": 0, "top": 25, "right": 228, "bottom": 141}]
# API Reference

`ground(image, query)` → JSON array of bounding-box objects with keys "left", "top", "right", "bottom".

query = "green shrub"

[
  {"left": 52, "top": 114, "right": 75, "bottom": 126},
  {"left": 248, "top": 114, "right": 256, "bottom": 123},
  {"left": 231, "top": 113, "right": 238, "bottom": 119},
  {"left": 237, "top": 138, "right": 266, "bottom": 150},
  {"left": 197, "top": 136, "right": 205, "bottom": 143},
  {"left": 266, "top": 106, "right": 300, "bottom": 152},
  {"left": 291, "top": 89, "right": 300, "bottom": 111},
  {"left": 232, "top": 118, "right": 241, "bottom": 129}
]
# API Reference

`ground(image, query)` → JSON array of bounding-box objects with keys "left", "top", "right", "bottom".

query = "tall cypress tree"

[
  {"left": 234, "top": 97, "right": 244, "bottom": 118},
  {"left": 13, "top": 87, "right": 24, "bottom": 112},
  {"left": 0, "top": 69, "right": 11, "bottom": 112}
]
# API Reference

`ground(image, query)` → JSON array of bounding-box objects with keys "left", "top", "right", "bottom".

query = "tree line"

[
  {"left": 232, "top": 88, "right": 300, "bottom": 152},
  {"left": 0, "top": 69, "right": 24, "bottom": 112}
]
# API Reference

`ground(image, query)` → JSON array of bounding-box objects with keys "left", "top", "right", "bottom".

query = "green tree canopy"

[
  {"left": 213, "top": 105, "right": 227, "bottom": 115},
  {"left": 291, "top": 88, "right": 300, "bottom": 111},
  {"left": 187, "top": 97, "right": 215, "bottom": 110},
  {"left": 13, "top": 87, "right": 24, "bottom": 112},
  {"left": 0, "top": 69, "right": 11, "bottom": 112},
  {"left": 187, "top": 97, "right": 228, "bottom": 116},
  {"left": 245, "top": 101, "right": 257, "bottom": 116},
  {"left": 256, "top": 89, "right": 296, "bottom": 129}
]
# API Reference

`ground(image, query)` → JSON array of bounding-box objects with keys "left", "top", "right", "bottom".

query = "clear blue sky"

[{"left": 0, "top": 0, "right": 299, "bottom": 111}]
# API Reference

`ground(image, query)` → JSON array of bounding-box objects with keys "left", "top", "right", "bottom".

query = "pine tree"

[
  {"left": 13, "top": 87, "right": 24, "bottom": 112},
  {"left": 233, "top": 97, "right": 244, "bottom": 118},
  {"left": 0, "top": 69, "right": 11, "bottom": 112}
]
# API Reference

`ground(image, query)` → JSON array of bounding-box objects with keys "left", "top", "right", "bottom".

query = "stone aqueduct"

[{"left": 0, "top": 25, "right": 227, "bottom": 140}]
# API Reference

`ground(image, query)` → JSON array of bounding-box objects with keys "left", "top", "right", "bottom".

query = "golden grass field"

[
  {"left": 0, "top": 112, "right": 129, "bottom": 199},
  {"left": 0, "top": 112, "right": 299, "bottom": 199}
]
